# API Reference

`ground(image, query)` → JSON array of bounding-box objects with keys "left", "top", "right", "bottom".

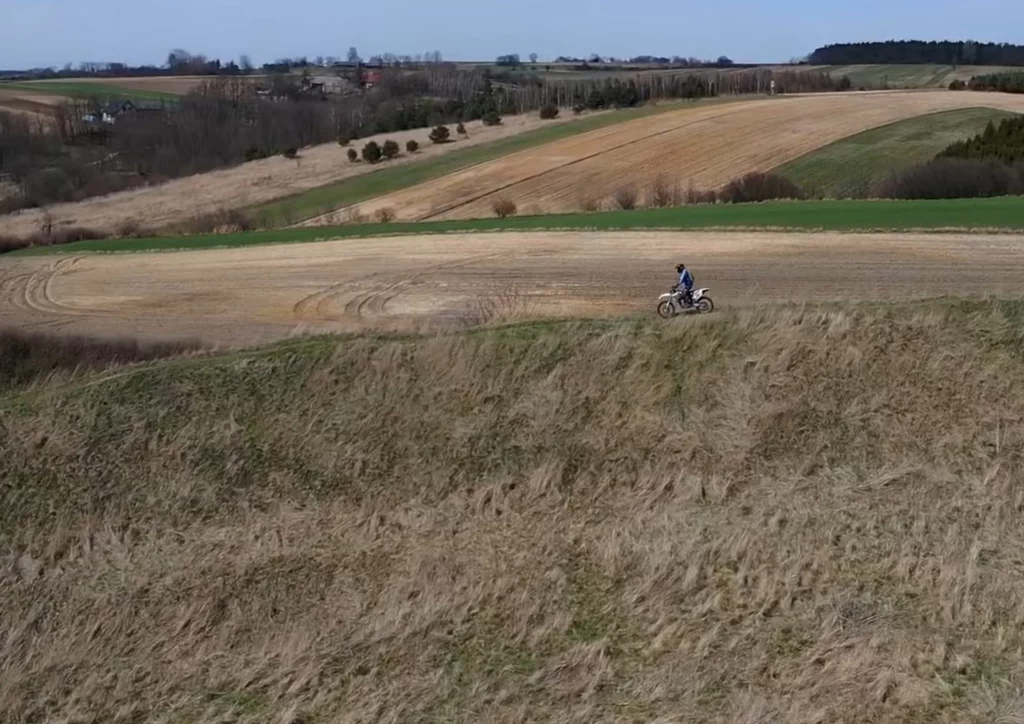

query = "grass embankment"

[
  {"left": 250, "top": 100, "right": 735, "bottom": 226},
  {"left": 13, "top": 196, "right": 1024, "bottom": 256},
  {"left": 779, "top": 107, "right": 1020, "bottom": 198},
  {"left": 4, "top": 300, "right": 1024, "bottom": 723},
  {"left": 7, "top": 80, "right": 178, "bottom": 102}
]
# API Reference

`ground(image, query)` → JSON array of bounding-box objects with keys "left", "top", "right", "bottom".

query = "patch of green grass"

[
  {"left": 779, "top": 108, "right": 1021, "bottom": 199},
  {"left": 9, "top": 81, "right": 177, "bottom": 102},
  {"left": 250, "top": 99, "right": 737, "bottom": 226},
  {"left": 13, "top": 196, "right": 1024, "bottom": 256}
]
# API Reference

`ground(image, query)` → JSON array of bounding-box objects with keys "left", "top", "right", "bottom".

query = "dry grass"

[{"left": 4, "top": 301, "right": 1024, "bottom": 723}]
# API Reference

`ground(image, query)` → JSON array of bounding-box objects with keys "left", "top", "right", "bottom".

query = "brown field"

[
  {"left": 22, "top": 75, "right": 211, "bottom": 94},
  {"left": 2, "top": 230, "right": 1023, "bottom": 346},
  {"left": 0, "top": 88, "right": 65, "bottom": 120},
  {"left": 0, "top": 112, "right": 592, "bottom": 238},
  {"left": 333, "top": 90, "right": 1024, "bottom": 223}
]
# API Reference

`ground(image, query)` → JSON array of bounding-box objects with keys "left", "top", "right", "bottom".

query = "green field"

[
  {"left": 15, "top": 196, "right": 1024, "bottom": 256},
  {"left": 8, "top": 81, "right": 178, "bottom": 102},
  {"left": 778, "top": 107, "right": 1020, "bottom": 198},
  {"left": 251, "top": 99, "right": 742, "bottom": 226}
]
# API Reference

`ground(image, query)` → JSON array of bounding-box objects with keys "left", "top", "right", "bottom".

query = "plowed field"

[
  {"left": 2, "top": 230, "right": 1024, "bottom": 346},
  {"left": 330, "top": 91, "right": 1024, "bottom": 223}
]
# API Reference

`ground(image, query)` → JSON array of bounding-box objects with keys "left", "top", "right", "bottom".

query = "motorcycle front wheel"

[
  {"left": 696, "top": 297, "right": 714, "bottom": 314},
  {"left": 657, "top": 301, "right": 675, "bottom": 319}
]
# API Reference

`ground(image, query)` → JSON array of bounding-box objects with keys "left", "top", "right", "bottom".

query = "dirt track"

[
  {"left": 2, "top": 231, "right": 1023, "bottom": 346},
  {"left": 334, "top": 91, "right": 1024, "bottom": 222}
]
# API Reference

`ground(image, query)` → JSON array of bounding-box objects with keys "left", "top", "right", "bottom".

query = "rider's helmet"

[{"left": 675, "top": 263, "right": 686, "bottom": 273}]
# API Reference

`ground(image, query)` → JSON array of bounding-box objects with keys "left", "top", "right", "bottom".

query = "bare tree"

[{"left": 239, "top": 55, "right": 253, "bottom": 73}]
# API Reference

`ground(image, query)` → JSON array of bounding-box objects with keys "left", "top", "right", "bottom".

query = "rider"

[{"left": 675, "top": 263, "right": 694, "bottom": 306}]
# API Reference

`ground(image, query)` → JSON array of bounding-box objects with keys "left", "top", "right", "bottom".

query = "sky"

[{"left": 2, "top": 0, "right": 1023, "bottom": 69}]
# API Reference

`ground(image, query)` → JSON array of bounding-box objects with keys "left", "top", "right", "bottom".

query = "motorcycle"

[{"left": 657, "top": 287, "right": 714, "bottom": 318}]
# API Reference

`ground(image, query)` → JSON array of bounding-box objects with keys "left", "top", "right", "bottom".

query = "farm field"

[
  {"left": 0, "top": 110, "right": 599, "bottom": 238},
  {"left": 818, "top": 63, "right": 1021, "bottom": 88},
  {"left": 778, "top": 107, "right": 1020, "bottom": 198},
  {"left": 332, "top": 90, "right": 1024, "bottom": 223},
  {"left": 3, "top": 230, "right": 1024, "bottom": 345},
  {"left": 5, "top": 77, "right": 198, "bottom": 100}
]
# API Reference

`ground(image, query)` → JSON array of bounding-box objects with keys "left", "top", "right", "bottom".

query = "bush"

[
  {"left": 116, "top": 219, "right": 145, "bottom": 238},
  {"left": 482, "top": 110, "right": 502, "bottom": 126},
  {"left": 456, "top": 122, "right": 467, "bottom": 135},
  {"left": 337, "top": 134, "right": 351, "bottom": 146},
  {"left": 578, "top": 196, "right": 601, "bottom": 212},
  {"left": 647, "top": 176, "right": 680, "bottom": 208},
  {"left": 718, "top": 172, "right": 805, "bottom": 203},
  {"left": 179, "top": 209, "right": 255, "bottom": 235},
  {"left": 685, "top": 185, "right": 719, "bottom": 205},
  {"left": 573, "top": 104, "right": 586, "bottom": 115},
  {"left": 874, "top": 158, "right": 1024, "bottom": 200},
  {"left": 24, "top": 168, "right": 75, "bottom": 206},
  {"left": 491, "top": 198, "right": 518, "bottom": 218},
  {"left": 429, "top": 126, "right": 451, "bottom": 144},
  {"left": 406, "top": 140, "right": 419, "bottom": 153},
  {"left": 539, "top": 104, "right": 560, "bottom": 120},
  {"left": 949, "top": 79, "right": 967, "bottom": 91},
  {"left": 0, "top": 328, "right": 201, "bottom": 389},
  {"left": 347, "top": 148, "right": 359, "bottom": 163},
  {"left": 381, "top": 140, "right": 400, "bottom": 160},
  {"left": 613, "top": 185, "right": 638, "bottom": 210},
  {"left": 374, "top": 207, "right": 397, "bottom": 223},
  {"left": 283, "top": 147, "right": 299, "bottom": 159},
  {"left": 362, "top": 141, "right": 383, "bottom": 163},
  {"left": 244, "top": 147, "right": 268, "bottom": 162}
]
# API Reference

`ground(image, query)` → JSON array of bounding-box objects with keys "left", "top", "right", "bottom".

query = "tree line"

[
  {"left": 963, "top": 71, "right": 1024, "bottom": 93},
  {"left": 808, "top": 41, "right": 1024, "bottom": 66}
]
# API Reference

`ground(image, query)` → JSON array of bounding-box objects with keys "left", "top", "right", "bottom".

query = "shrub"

[
  {"left": 491, "top": 198, "right": 518, "bottom": 218},
  {"left": 283, "top": 147, "right": 299, "bottom": 159},
  {"left": 0, "top": 329, "right": 201, "bottom": 389},
  {"left": 24, "top": 168, "right": 75, "bottom": 206},
  {"left": 337, "top": 134, "right": 351, "bottom": 146},
  {"left": 179, "top": 209, "right": 255, "bottom": 235},
  {"left": 362, "top": 141, "right": 383, "bottom": 163},
  {"left": 374, "top": 207, "right": 397, "bottom": 223},
  {"left": 482, "top": 110, "right": 502, "bottom": 126},
  {"left": 381, "top": 140, "right": 400, "bottom": 160},
  {"left": 578, "top": 196, "right": 601, "bottom": 212},
  {"left": 347, "top": 148, "right": 359, "bottom": 162},
  {"left": 244, "top": 147, "right": 267, "bottom": 162},
  {"left": 539, "top": 104, "right": 560, "bottom": 120},
  {"left": 647, "top": 176, "right": 680, "bottom": 208},
  {"left": 406, "top": 140, "right": 419, "bottom": 153},
  {"left": 573, "top": 104, "right": 586, "bottom": 115},
  {"left": 718, "top": 172, "right": 805, "bottom": 203},
  {"left": 949, "top": 79, "right": 967, "bottom": 91},
  {"left": 874, "top": 158, "right": 1024, "bottom": 200},
  {"left": 613, "top": 185, "right": 638, "bottom": 210},
  {"left": 456, "top": 122, "right": 467, "bottom": 135},
  {"left": 116, "top": 219, "right": 145, "bottom": 238},
  {"left": 684, "top": 184, "right": 718, "bottom": 205},
  {"left": 429, "top": 126, "right": 451, "bottom": 144}
]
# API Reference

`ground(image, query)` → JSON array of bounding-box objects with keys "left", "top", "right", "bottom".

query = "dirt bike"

[{"left": 657, "top": 287, "right": 714, "bottom": 318}]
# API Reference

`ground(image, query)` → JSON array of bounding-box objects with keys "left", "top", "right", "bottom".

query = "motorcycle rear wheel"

[{"left": 696, "top": 297, "right": 714, "bottom": 314}]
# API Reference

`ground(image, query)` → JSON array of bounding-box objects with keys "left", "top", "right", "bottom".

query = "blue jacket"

[{"left": 678, "top": 269, "right": 694, "bottom": 290}]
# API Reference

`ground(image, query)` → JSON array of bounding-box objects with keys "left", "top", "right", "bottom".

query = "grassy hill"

[
  {"left": 4, "top": 300, "right": 1024, "bottom": 722},
  {"left": 819, "top": 64, "right": 1022, "bottom": 89},
  {"left": 778, "top": 107, "right": 1020, "bottom": 198}
]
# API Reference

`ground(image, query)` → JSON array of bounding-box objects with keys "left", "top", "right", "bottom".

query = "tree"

[
  {"left": 530, "top": 53, "right": 539, "bottom": 65},
  {"left": 482, "top": 110, "right": 502, "bottom": 126},
  {"left": 348, "top": 47, "right": 361, "bottom": 64},
  {"left": 496, "top": 54, "right": 521, "bottom": 67},
  {"left": 240, "top": 55, "right": 253, "bottom": 72},
  {"left": 717, "top": 56, "right": 734, "bottom": 66},
  {"left": 347, "top": 149, "right": 359, "bottom": 162},
  {"left": 362, "top": 141, "right": 382, "bottom": 163},
  {"left": 429, "top": 125, "right": 451, "bottom": 144},
  {"left": 539, "top": 104, "right": 559, "bottom": 120},
  {"left": 406, "top": 139, "right": 419, "bottom": 153},
  {"left": 492, "top": 199, "right": 517, "bottom": 218},
  {"left": 381, "top": 140, "right": 400, "bottom": 159}
]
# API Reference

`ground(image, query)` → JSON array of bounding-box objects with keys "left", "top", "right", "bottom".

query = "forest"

[{"left": 808, "top": 41, "right": 1024, "bottom": 66}]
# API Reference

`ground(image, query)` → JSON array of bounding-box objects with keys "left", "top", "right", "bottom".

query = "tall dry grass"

[{"left": 3, "top": 301, "right": 1024, "bottom": 723}]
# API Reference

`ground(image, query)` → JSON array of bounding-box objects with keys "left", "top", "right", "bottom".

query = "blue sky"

[{"left": 2, "top": 0, "right": 1022, "bottom": 69}]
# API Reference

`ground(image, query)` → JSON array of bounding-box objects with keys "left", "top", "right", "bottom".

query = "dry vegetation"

[
  {"left": 4, "top": 301, "right": 1024, "bottom": 723},
  {"left": 339, "top": 90, "right": 1024, "bottom": 223}
]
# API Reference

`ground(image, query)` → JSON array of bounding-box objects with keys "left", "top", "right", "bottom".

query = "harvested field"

[
  {"left": 0, "top": 88, "right": 66, "bottom": 120},
  {"left": 22, "top": 75, "right": 210, "bottom": 95},
  {"left": 333, "top": 91, "right": 1024, "bottom": 223},
  {"left": 2, "top": 230, "right": 1023, "bottom": 346},
  {"left": 0, "top": 112, "right": 593, "bottom": 238}
]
